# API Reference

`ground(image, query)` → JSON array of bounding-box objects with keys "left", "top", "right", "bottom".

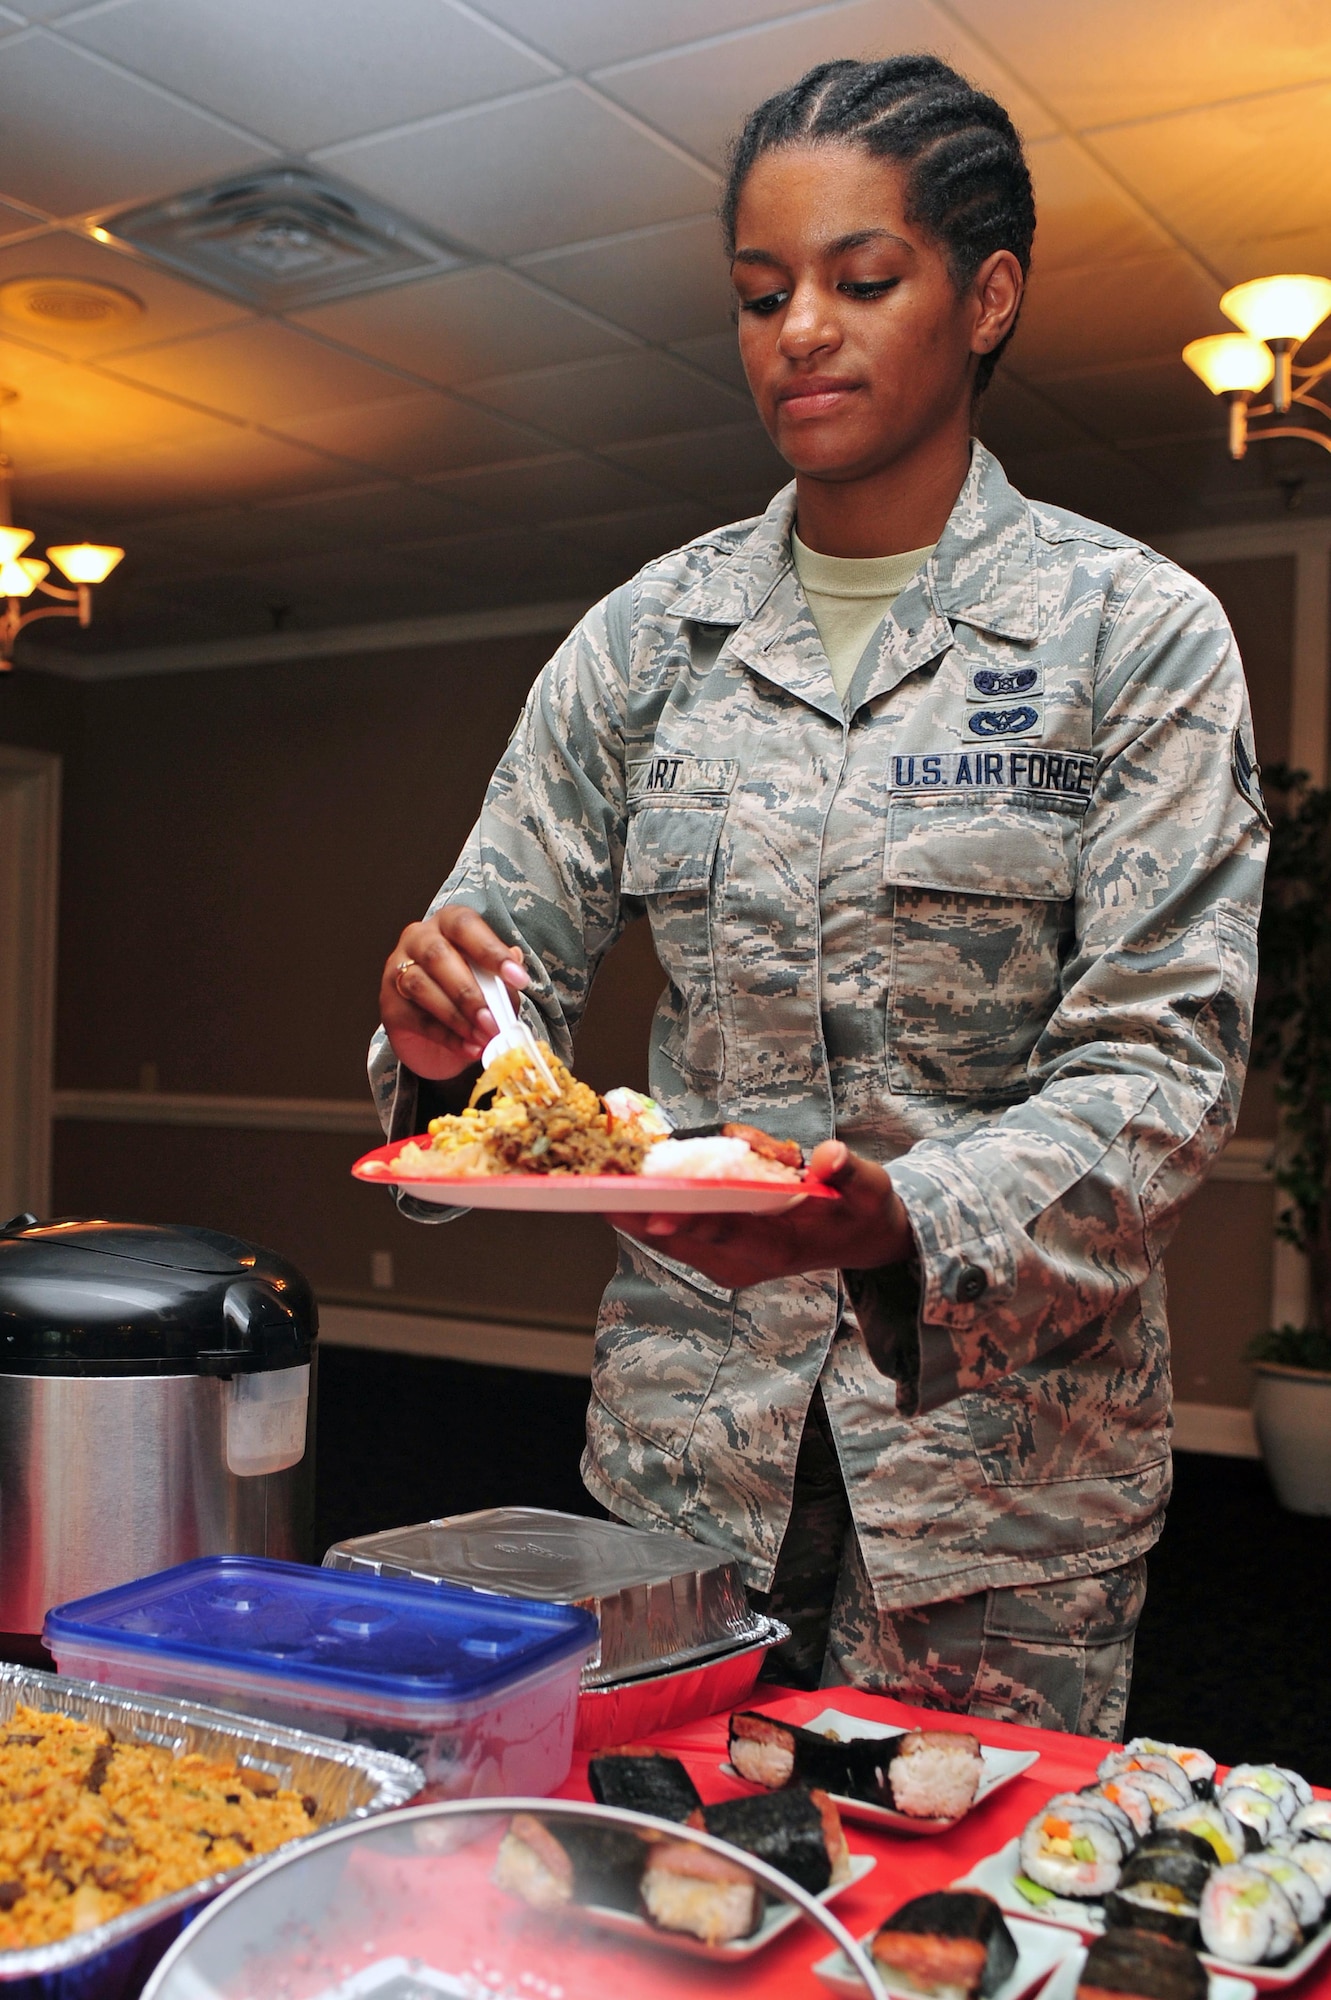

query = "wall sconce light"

[
  {"left": 0, "top": 402, "right": 123, "bottom": 671},
  {"left": 1183, "top": 273, "right": 1331, "bottom": 460}
]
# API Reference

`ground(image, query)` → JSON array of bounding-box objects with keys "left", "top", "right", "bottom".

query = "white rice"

[{"left": 644, "top": 1136, "right": 796, "bottom": 1181}]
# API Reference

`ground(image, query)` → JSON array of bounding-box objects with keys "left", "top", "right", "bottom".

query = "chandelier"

[
  {"left": 1183, "top": 274, "right": 1331, "bottom": 462},
  {"left": 1, "top": 394, "right": 123, "bottom": 672}
]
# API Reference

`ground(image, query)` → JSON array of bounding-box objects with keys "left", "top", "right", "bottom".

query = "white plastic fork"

[{"left": 473, "top": 962, "right": 560, "bottom": 1099}]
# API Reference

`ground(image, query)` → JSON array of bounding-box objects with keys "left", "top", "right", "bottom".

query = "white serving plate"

[
  {"left": 813, "top": 1913, "right": 1083, "bottom": 2000},
  {"left": 723, "top": 1707, "right": 1040, "bottom": 1834},
  {"left": 575, "top": 1851, "right": 876, "bottom": 1962},
  {"left": 353, "top": 1141, "right": 835, "bottom": 1213},
  {"left": 955, "top": 1840, "right": 1331, "bottom": 1990},
  {"left": 1038, "top": 1942, "right": 1256, "bottom": 2000}
]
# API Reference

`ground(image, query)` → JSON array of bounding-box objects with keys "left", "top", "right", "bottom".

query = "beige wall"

[{"left": 0, "top": 546, "right": 1303, "bottom": 1403}]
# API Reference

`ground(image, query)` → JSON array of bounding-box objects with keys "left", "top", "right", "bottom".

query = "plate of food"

[
  {"left": 813, "top": 1891, "right": 1082, "bottom": 2000},
  {"left": 354, "top": 1049, "right": 837, "bottom": 1212},
  {"left": 493, "top": 1781, "right": 874, "bottom": 1961},
  {"left": 724, "top": 1707, "right": 1040, "bottom": 1833}
]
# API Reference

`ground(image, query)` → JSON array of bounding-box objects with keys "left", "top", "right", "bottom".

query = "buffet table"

[{"left": 553, "top": 1685, "right": 1331, "bottom": 1999}]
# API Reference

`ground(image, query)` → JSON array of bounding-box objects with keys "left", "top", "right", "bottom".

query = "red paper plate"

[{"left": 351, "top": 1137, "right": 839, "bottom": 1213}]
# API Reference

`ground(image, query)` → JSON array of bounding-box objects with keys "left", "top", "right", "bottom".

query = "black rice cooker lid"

[{"left": 0, "top": 1217, "right": 316, "bottom": 1375}]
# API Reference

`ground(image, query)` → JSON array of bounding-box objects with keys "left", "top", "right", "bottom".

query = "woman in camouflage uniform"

[{"left": 373, "top": 58, "right": 1266, "bottom": 1735}]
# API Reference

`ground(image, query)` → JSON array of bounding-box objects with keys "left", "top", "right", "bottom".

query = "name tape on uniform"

[
  {"left": 890, "top": 749, "right": 1097, "bottom": 797},
  {"left": 629, "top": 756, "right": 738, "bottom": 798}
]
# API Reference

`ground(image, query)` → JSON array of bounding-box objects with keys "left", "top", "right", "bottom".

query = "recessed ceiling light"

[
  {"left": 102, "top": 165, "right": 466, "bottom": 310},
  {"left": 0, "top": 275, "right": 144, "bottom": 332}
]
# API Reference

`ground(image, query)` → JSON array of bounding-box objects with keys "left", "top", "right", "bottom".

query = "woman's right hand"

[{"left": 379, "top": 907, "right": 529, "bottom": 1081}]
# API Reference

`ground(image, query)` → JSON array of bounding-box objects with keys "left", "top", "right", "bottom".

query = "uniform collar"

[{"left": 665, "top": 442, "right": 1040, "bottom": 646}]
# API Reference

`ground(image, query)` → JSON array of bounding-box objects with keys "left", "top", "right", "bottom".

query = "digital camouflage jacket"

[{"left": 369, "top": 444, "right": 1267, "bottom": 1611}]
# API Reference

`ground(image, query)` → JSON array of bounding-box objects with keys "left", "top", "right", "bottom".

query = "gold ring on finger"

[{"left": 394, "top": 957, "right": 416, "bottom": 995}]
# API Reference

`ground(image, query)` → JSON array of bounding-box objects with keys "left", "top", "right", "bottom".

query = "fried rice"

[
  {"left": 0, "top": 1705, "right": 317, "bottom": 1950},
  {"left": 389, "top": 1042, "right": 649, "bottom": 1179}
]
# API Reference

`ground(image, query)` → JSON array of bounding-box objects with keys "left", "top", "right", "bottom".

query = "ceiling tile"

[
  {"left": 1025, "top": 137, "right": 1174, "bottom": 273},
  {"left": 591, "top": 0, "right": 1055, "bottom": 171},
  {"left": 0, "top": 228, "right": 250, "bottom": 356},
  {"left": 466, "top": 0, "right": 825, "bottom": 71},
  {"left": 1032, "top": 357, "right": 1225, "bottom": 450},
  {"left": 318, "top": 82, "right": 718, "bottom": 258},
  {"left": 104, "top": 318, "right": 417, "bottom": 424},
  {"left": 603, "top": 419, "right": 789, "bottom": 501},
  {"left": 558, "top": 497, "right": 728, "bottom": 568},
  {"left": 670, "top": 330, "right": 748, "bottom": 394},
  {"left": 64, "top": 0, "right": 555, "bottom": 154},
  {"left": 1007, "top": 251, "right": 1225, "bottom": 378},
  {"left": 0, "top": 31, "right": 273, "bottom": 216},
  {"left": 0, "top": 338, "right": 242, "bottom": 475},
  {"left": 468, "top": 350, "right": 750, "bottom": 447},
  {"left": 14, "top": 426, "right": 356, "bottom": 523},
  {"left": 373, "top": 520, "right": 618, "bottom": 606},
  {"left": 268, "top": 390, "right": 548, "bottom": 474},
  {"left": 945, "top": 0, "right": 1331, "bottom": 130},
  {"left": 424, "top": 451, "right": 667, "bottom": 523},
  {"left": 1000, "top": 444, "right": 1190, "bottom": 536},
  {"left": 292, "top": 265, "right": 630, "bottom": 388},
  {"left": 517, "top": 215, "right": 732, "bottom": 342},
  {"left": 1089, "top": 83, "right": 1331, "bottom": 279}
]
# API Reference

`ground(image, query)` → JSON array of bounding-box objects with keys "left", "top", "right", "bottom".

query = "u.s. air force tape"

[{"left": 890, "top": 749, "right": 1097, "bottom": 797}]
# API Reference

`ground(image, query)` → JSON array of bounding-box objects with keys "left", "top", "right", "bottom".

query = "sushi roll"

[
  {"left": 1246, "top": 1851, "right": 1324, "bottom": 1928},
  {"left": 1219, "top": 1766, "right": 1309, "bottom": 1821},
  {"left": 870, "top": 1890, "right": 1018, "bottom": 2000},
  {"left": 1122, "top": 1741, "right": 1217, "bottom": 1800},
  {"left": 587, "top": 1749, "right": 701, "bottom": 1822},
  {"left": 1019, "top": 1798, "right": 1131, "bottom": 1900},
  {"left": 1158, "top": 1802, "right": 1247, "bottom": 1867},
  {"left": 1052, "top": 1791, "right": 1139, "bottom": 1850},
  {"left": 493, "top": 1813, "right": 646, "bottom": 1914},
  {"left": 640, "top": 1836, "right": 764, "bottom": 1945},
  {"left": 1198, "top": 1862, "right": 1302, "bottom": 1964},
  {"left": 728, "top": 1711, "right": 895, "bottom": 1804},
  {"left": 1290, "top": 1800, "right": 1331, "bottom": 1842},
  {"left": 699, "top": 1785, "right": 851, "bottom": 1896},
  {"left": 1098, "top": 1754, "right": 1192, "bottom": 1815},
  {"left": 1103, "top": 1831, "right": 1214, "bottom": 1946},
  {"left": 1092, "top": 1779, "right": 1157, "bottom": 1840},
  {"left": 1076, "top": 1928, "right": 1207, "bottom": 2000},
  {"left": 889, "top": 1730, "right": 984, "bottom": 1821},
  {"left": 1270, "top": 1837, "right": 1331, "bottom": 1903},
  {"left": 1221, "top": 1786, "right": 1292, "bottom": 1848}
]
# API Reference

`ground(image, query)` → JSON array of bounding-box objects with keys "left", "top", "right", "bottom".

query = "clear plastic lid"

[
  {"left": 43, "top": 1557, "right": 597, "bottom": 1703},
  {"left": 140, "top": 1797, "right": 882, "bottom": 1998}
]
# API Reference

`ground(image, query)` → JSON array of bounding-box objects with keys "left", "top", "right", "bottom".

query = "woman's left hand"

[{"left": 602, "top": 1140, "right": 913, "bottom": 1290}]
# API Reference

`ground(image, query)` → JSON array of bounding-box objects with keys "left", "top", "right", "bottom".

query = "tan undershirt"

[{"left": 792, "top": 530, "right": 936, "bottom": 703}]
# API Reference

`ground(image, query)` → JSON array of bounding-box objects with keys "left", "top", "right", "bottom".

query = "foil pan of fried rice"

[{"left": 0, "top": 1664, "right": 421, "bottom": 1998}]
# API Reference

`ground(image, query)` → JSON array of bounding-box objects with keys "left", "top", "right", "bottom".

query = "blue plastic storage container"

[{"left": 44, "top": 1556, "right": 596, "bottom": 1800}]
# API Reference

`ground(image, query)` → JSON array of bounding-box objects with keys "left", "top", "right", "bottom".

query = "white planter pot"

[{"left": 1252, "top": 1362, "right": 1331, "bottom": 1515}]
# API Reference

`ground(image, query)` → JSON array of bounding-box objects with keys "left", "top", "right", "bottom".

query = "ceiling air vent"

[{"left": 105, "top": 166, "right": 465, "bottom": 309}]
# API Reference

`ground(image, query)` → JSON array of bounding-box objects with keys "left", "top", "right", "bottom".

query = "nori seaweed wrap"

[
  {"left": 729, "top": 1710, "right": 897, "bottom": 1803},
  {"left": 588, "top": 1750, "right": 702, "bottom": 1822},
  {"left": 871, "top": 1890, "right": 1018, "bottom": 1999},
  {"left": 701, "top": 1785, "right": 848, "bottom": 1897},
  {"left": 493, "top": 1812, "right": 646, "bottom": 1913},
  {"left": 1104, "top": 1830, "right": 1215, "bottom": 1944},
  {"left": 1077, "top": 1928, "right": 1208, "bottom": 2000}
]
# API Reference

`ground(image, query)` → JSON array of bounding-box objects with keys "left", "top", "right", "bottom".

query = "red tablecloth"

[{"left": 552, "top": 1687, "right": 1331, "bottom": 1998}]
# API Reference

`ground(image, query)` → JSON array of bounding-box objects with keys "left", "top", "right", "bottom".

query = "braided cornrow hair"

[{"left": 721, "top": 55, "right": 1035, "bottom": 392}]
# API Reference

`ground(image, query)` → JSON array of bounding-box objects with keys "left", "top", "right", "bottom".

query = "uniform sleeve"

[
  {"left": 848, "top": 563, "right": 1267, "bottom": 1416},
  {"left": 367, "top": 593, "right": 632, "bottom": 1198}
]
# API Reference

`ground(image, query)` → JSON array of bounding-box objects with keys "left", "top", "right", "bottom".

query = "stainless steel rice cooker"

[{"left": 0, "top": 1215, "right": 316, "bottom": 1646}]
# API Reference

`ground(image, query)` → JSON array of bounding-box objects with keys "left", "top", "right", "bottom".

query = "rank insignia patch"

[{"left": 966, "top": 703, "right": 1043, "bottom": 739}]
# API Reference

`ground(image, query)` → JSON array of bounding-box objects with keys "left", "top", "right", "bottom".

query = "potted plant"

[{"left": 1247, "top": 765, "right": 1331, "bottom": 1513}]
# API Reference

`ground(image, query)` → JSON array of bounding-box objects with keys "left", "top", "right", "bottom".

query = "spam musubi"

[
  {"left": 699, "top": 1786, "right": 851, "bottom": 1896},
  {"left": 728, "top": 1710, "right": 982, "bottom": 1819},
  {"left": 1076, "top": 1929, "right": 1207, "bottom": 2000},
  {"left": 587, "top": 1748, "right": 701, "bottom": 1821},
  {"left": 870, "top": 1890, "right": 1018, "bottom": 2000},
  {"left": 493, "top": 1812, "right": 646, "bottom": 1913},
  {"left": 640, "top": 1835, "right": 764, "bottom": 1946}
]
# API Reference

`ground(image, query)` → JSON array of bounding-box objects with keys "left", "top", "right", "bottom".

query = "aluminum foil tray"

[
  {"left": 323, "top": 1507, "right": 756, "bottom": 1687},
  {"left": 0, "top": 1662, "right": 423, "bottom": 1999}
]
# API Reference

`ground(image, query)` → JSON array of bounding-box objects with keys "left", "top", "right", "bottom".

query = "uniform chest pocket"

[
  {"left": 622, "top": 801, "right": 727, "bottom": 1085},
  {"left": 885, "top": 796, "right": 1081, "bottom": 1098}
]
